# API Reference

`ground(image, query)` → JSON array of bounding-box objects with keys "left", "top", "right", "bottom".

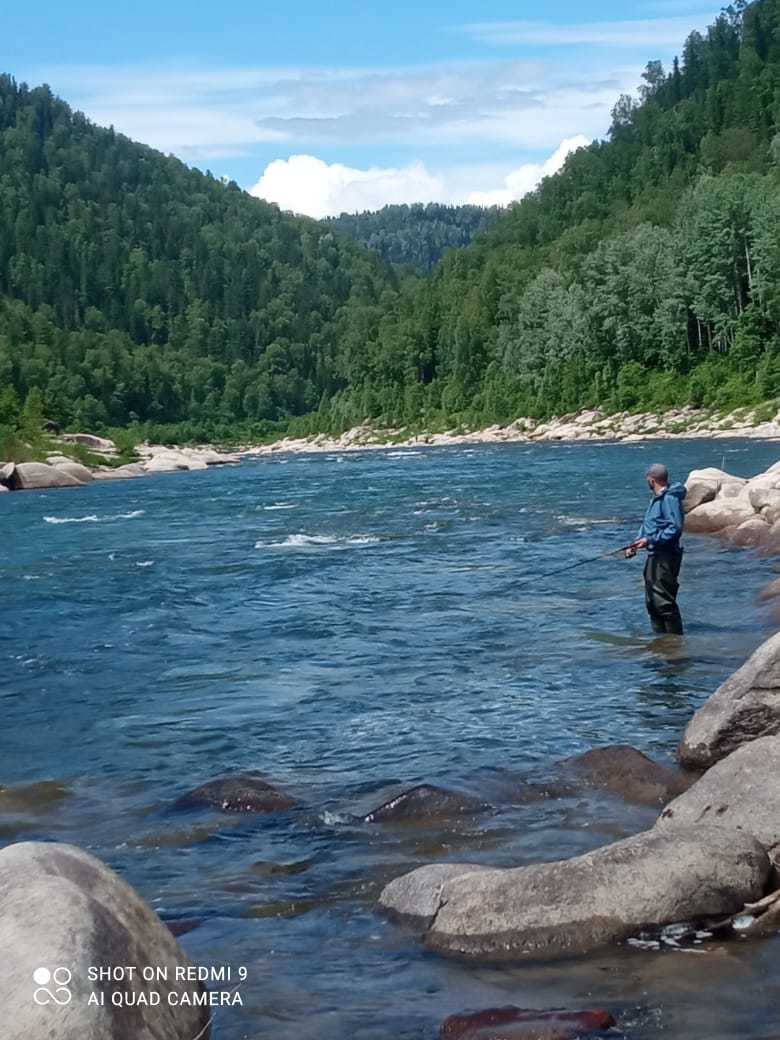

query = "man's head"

[{"left": 645, "top": 463, "right": 669, "bottom": 494}]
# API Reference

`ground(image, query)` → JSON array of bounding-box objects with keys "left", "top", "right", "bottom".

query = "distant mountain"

[{"left": 326, "top": 203, "right": 501, "bottom": 272}]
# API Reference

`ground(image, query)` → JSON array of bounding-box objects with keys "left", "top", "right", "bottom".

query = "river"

[{"left": 2, "top": 438, "right": 779, "bottom": 1039}]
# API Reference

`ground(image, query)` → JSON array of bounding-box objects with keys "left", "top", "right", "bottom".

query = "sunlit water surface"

[{"left": 2, "top": 439, "right": 780, "bottom": 1040}]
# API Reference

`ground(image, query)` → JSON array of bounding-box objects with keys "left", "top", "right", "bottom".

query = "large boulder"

[
  {"left": 685, "top": 498, "right": 754, "bottom": 534},
  {"left": 93, "top": 464, "right": 146, "bottom": 481},
  {"left": 679, "top": 631, "right": 780, "bottom": 770},
  {"left": 0, "top": 461, "right": 14, "bottom": 485},
  {"left": 379, "top": 863, "right": 494, "bottom": 922},
  {"left": 9, "top": 462, "right": 84, "bottom": 490},
  {"left": 730, "top": 516, "right": 770, "bottom": 549},
  {"left": 562, "top": 745, "right": 694, "bottom": 807},
  {"left": 361, "top": 784, "right": 487, "bottom": 824},
  {"left": 0, "top": 841, "right": 209, "bottom": 1040},
  {"left": 382, "top": 825, "right": 768, "bottom": 961},
  {"left": 55, "top": 461, "right": 94, "bottom": 483},
  {"left": 174, "top": 773, "right": 296, "bottom": 813},
  {"left": 662, "top": 736, "right": 780, "bottom": 851},
  {"left": 59, "top": 432, "right": 117, "bottom": 453},
  {"left": 747, "top": 474, "right": 780, "bottom": 512}
]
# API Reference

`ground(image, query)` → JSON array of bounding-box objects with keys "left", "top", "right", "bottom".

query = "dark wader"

[{"left": 643, "top": 549, "right": 684, "bottom": 635}]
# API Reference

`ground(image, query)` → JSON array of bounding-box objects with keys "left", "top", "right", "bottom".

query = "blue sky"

[{"left": 5, "top": 1, "right": 721, "bottom": 215}]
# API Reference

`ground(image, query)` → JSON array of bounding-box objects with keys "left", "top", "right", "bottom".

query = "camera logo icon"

[{"left": 33, "top": 967, "right": 72, "bottom": 1006}]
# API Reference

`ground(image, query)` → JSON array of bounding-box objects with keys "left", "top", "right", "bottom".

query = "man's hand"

[{"left": 625, "top": 538, "right": 648, "bottom": 559}]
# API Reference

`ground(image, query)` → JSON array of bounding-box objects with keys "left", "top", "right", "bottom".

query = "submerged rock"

[
  {"left": 662, "top": 736, "right": 780, "bottom": 850},
  {"left": 439, "top": 1006, "right": 616, "bottom": 1040},
  {"left": 0, "top": 841, "right": 208, "bottom": 1040},
  {"left": 563, "top": 745, "right": 695, "bottom": 807},
  {"left": 361, "top": 784, "right": 487, "bottom": 824},
  {"left": 0, "top": 780, "right": 70, "bottom": 813},
  {"left": 679, "top": 631, "right": 780, "bottom": 769},
  {"left": 175, "top": 773, "right": 296, "bottom": 813},
  {"left": 9, "top": 462, "right": 84, "bottom": 490},
  {"left": 380, "top": 825, "right": 767, "bottom": 961}
]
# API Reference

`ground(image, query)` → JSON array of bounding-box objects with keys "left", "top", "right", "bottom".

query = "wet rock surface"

[
  {"left": 662, "top": 735, "right": 780, "bottom": 850},
  {"left": 679, "top": 631, "right": 780, "bottom": 769},
  {"left": 381, "top": 825, "right": 768, "bottom": 961},
  {"left": 563, "top": 745, "right": 695, "bottom": 807},
  {"left": 439, "top": 1006, "right": 616, "bottom": 1040},
  {"left": 174, "top": 772, "right": 296, "bottom": 814},
  {"left": 361, "top": 783, "right": 488, "bottom": 824}
]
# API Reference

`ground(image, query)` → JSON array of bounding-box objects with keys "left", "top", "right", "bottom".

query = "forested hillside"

[
  {"left": 326, "top": 203, "right": 500, "bottom": 272},
  {"left": 2, "top": 0, "right": 780, "bottom": 445},
  {"left": 0, "top": 76, "right": 395, "bottom": 439},
  {"left": 321, "top": 0, "right": 780, "bottom": 432}
]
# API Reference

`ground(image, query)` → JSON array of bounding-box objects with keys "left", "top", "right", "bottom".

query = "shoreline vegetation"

[{"left": 2, "top": 403, "right": 780, "bottom": 492}]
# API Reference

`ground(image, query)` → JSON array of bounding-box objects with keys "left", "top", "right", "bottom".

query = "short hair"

[{"left": 645, "top": 463, "right": 669, "bottom": 483}]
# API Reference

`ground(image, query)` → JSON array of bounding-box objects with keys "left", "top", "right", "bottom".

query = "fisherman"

[{"left": 625, "top": 463, "right": 687, "bottom": 635}]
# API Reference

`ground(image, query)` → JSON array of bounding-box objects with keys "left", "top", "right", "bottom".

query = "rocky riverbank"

[
  {"left": 245, "top": 403, "right": 780, "bottom": 457},
  {"left": 0, "top": 434, "right": 241, "bottom": 493},
  {"left": 3, "top": 403, "right": 780, "bottom": 494}
]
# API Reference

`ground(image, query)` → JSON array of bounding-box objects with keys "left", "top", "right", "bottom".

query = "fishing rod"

[{"left": 512, "top": 541, "right": 639, "bottom": 591}]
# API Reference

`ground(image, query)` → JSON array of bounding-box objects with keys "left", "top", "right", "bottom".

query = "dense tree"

[{"left": 3, "top": 0, "right": 780, "bottom": 446}]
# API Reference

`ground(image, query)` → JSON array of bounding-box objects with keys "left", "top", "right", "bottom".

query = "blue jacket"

[{"left": 637, "top": 482, "right": 686, "bottom": 554}]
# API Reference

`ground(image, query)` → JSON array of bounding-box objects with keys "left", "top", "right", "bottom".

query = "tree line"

[{"left": 1, "top": 0, "right": 780, "bottom": 447}]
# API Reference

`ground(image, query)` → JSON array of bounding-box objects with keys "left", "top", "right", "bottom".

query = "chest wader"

[{"left": 643, "top": 548, "right": 684, "bottom": 635}]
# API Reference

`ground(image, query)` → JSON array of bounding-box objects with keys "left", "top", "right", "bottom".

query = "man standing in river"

[{"left": 625, "top": 464, "right": 687, "bottom": 635}]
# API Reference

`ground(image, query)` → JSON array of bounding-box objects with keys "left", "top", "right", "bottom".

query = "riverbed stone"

[
  {"left": 662, "top": 736, "right": 780, "bottom": 850},
  {"left": 175, "top": 773, "right": 296, "bottom": 813},
  {"left": 0, "top": 841, "right": 209, "bottom": 1040},
  {"left": 679, "top": 632, "right": 780, "bottom": 769},
  {"left": 439, "top": 1007, "right": 616, "bottom": 1040},
  {"left": 361, "top": 784, "right": 487, "bottom": 824},
  {"left": 9, "top": 462, "right": 84, "bottom": 490},
  {"left": 93, "top": 463, "right": 146, "bottom": 480},
  {"left": 385, "top": 825, "right": 768, "bottom": 961},
  {"left": 379, "top": 862, "right": 494, "bottom": 922},
  {"left": 59, "top": 432, "right": 117, "bottom": 453},
  {"left": 562, "top": 745, "right": 695, "bottom": 807},
  {"left": 0, "top": 461, "right": 14, "bottom": 485}
]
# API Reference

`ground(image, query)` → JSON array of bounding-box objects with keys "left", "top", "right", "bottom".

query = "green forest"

[
  {"left": 2, "top": 0, "right": 780, "bottom": 448},
  {"left": 326, "top": 204, "right": 500, "bottom": 273}
]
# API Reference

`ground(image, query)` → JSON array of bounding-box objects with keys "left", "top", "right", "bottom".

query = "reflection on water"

[{"left": 1, "top": 438, "right": 780, "bottom": 1039}]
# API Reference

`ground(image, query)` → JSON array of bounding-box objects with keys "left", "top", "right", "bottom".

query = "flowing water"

[{"left": 2, "top": 439, "right": 780, "bottom": 1040}]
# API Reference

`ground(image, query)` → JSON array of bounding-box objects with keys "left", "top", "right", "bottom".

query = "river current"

[{"left": 3, "top": 439, "right": 780, "bottom": 1040}]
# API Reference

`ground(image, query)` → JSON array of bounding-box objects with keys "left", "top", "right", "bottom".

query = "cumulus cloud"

[
  {"left": 249, "top": 137, "right": 591, "bottom": 218},
  {"left": 467, "top": 135, "right": 590, "bottom": 206},
  {"left": 250, "top": 155, "right": 449, "bottom": 218}
]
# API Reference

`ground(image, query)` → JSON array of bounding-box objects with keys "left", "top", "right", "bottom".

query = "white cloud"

[
  {"left": 462, "top": 15, "right": 712, "bottom": 49},
  {"left": 249, "top": 137, "right": 591, "bottom": 218},
  {"left": 34, "top": 57, "right": 635, "bottom": 163},
  {"left": 467, "top": 135, "right": 589, "bottom": 206},
  {"left": 250, "top": 155, "right": 449, "bottom": 218}
]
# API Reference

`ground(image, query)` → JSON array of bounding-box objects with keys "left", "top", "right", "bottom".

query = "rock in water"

[
  {"left": 361, "top": 784, "right": 486, "bottom": 824},
  {"left": 661, "top": 735, "right": 780, "bottom": 850},
  {"left": 379, "top": 863, "right": 493, "bottom": 923},
  {"left": 439, "top": 1006, "right": 616, "bottom": 1040},
  {"left": 175, "top": 773, "right": 296, "bottom": 813},
  {"left": 563, "top": 745, "right": 695, "bottom": 807},
  {"left": 380, "top": 825, "right": 767, "bottom": 961},
  {"left": 679, "top": 631, "right": 780, "bottom": 770},
  {"left": 9, "top": 462, "right": 84, "bottom": 490},
  {"left": 0, "top": 841, "right": 209, "bottom": 1040}
]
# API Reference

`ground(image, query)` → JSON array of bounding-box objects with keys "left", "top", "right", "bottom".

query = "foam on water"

[
  {"left": 258, "top": 533, "right": 381, "bottom": 549},
  {"left": 44, "top": 510, "right": 145, "bottom": 525}
]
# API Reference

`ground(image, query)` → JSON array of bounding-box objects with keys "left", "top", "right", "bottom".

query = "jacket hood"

[{"left": 665, "top": 481, "right": 687, "bottom": 501}]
